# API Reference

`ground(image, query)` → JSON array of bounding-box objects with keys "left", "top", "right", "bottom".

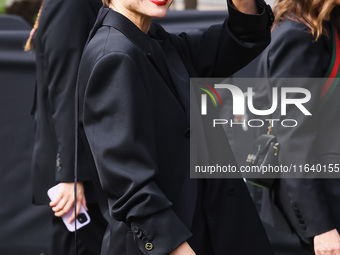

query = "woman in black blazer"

[
  {"left": 257, "top": 1, "right": 340, "bottom": 254},
  {"left": 28, "top": 0, "right": 106, "bottom": 254},
  {"left": 77, "top": 0, "right": 274, "bottom": 254}
]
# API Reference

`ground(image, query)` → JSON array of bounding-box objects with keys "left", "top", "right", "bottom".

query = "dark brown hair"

[
  {"left": 273, "top": 0, "right": 337, "bottom": 40},
  {"left": 102, "top": 0, "right": 110, "bottom": 7}
]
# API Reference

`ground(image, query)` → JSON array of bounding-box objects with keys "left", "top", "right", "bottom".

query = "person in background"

[
  {"left": 77, "top": 0, "right": 274, "bottom": 254},
  {"left": 257, "top": 1, "right": 340, "bottom": 254},
  {"left": 25, "top": 0, "right": 107, "bottom": 254}
]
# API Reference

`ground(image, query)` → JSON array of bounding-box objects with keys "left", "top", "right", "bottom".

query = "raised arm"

[
  {"left": 161, "top": 0, "right": 273, "bottom": 78},
  {"left": 231, "top": 0, "right": 257, "bottom": 14}
]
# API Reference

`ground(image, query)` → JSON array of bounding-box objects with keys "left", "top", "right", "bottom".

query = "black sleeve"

[
  {"left": 82, "top": 53, "right": 191, "bottom": 255},
  {"left": 42, "top": 0, "right": 99, "bottom": 182},
  {"left": 168, "top": 0, "right": 273, "bottom": 77},
  {"left": 259, "top": 21, "right": 335, "bottom": 240}
]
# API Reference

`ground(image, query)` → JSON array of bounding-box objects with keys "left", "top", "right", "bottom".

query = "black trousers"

[{"left": 51, "top": 203, "right": 107, "bottom": 255}]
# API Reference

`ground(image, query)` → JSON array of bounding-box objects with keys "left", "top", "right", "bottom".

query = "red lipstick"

[{"left": 150, "top": 0, "right": 168, "bottom": 6}]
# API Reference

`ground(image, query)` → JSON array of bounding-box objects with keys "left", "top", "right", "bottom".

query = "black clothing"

[
  {"left": 31, "top": 0, "right": 106, "bottom": 254},
  {"left": 31, "top": 0, "right": 101, "bottom": 204},
  {"left": 257, "top": 19, "right": 340, "bottom": 249},
  {"left": 77, "top": 1, "right": 274, "bottom": 254},
  {"left": 51, "top": 204, "right": 106, "bottom": 255}
]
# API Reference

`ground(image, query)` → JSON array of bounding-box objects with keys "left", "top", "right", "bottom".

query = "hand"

[
  {"left": 49, "top": 182, "right": 88, "bottom": 223},
  {"left": 231, "top": 0, "right": 258, "bottom": 14},
  {"left": 170, "top": 242, "right": 195, "bottom": 255},
  {"left": 314, "top": 229, "right": 340, "bottom": 255}
]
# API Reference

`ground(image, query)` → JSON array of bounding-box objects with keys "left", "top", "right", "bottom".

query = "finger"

[
  {"left": 316, "top": 249, "right": 327, "bottom": 255},
  {"left": 61, "top": 200, "right": 73, "bottom": 217},
  {"left": 55, "top": 200, "right": 73, "bottom": 218},
  {"left": 67, "top": 203, "right": 78, "bottom": 223},
  {"left": 314, "top": 249, "right": 322, "bottom": 255},
  {"left": 81, "top": 196, "right": 88, "bottom": 211},
  {"left": 76, "top": 200, "right": 82, "bottom": 216},
  {"left": 68, "top": 214, "right": 75, "bottom": 224},
  {"left": 52, "top": 198, "right": 67, "bottom": 212},
  {"left": 49, "top": 193, "right": 63, "bottom": 207},
  {"left": 67, "top": 208, "right": 76, "bottom": 223}
]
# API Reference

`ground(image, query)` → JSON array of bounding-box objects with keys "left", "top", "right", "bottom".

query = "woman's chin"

[
  {"left": 147, "top": 0, "right": 171, "bottom": 18},
  {"left": 151, "top": 10, "right": 168, "bottom": 18}
]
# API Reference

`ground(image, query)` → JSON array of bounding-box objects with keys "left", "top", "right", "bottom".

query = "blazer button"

[
  {"left": 136, "top": 231, "right": 143, "bottom": 239},
  {"left": 298, "top": 219, "right": 305, "bottom": 225},
  {"left": 132, "top": 226, "right": 139, "bottom": 234},
  {"left": 185, "top": 128, "right": 191, "bottom": 137},
  {"left": 56, "top": 153, "right": 61, "bottom": 171},
  {"left": 296, "top": 213, "right": 303, "bottom": 219},
  {"left": 300, "top": 224, "right": 307, "bottom": 231},
  {"left": 145, "top": 242, "right": 153, "bottom": 251}
]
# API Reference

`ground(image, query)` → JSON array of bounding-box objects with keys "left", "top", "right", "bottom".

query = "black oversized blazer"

[
  {"left": 77, "top": 2, "right": 274, "bottom": 254},
  {"left": 258, "top": 19, "right": 340, "bottom": 244},
  {"left": 31, "top": 0, "right": 101, "bottom": 204}
]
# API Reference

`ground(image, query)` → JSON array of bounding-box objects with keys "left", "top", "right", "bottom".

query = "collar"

[
  {"left": 100, "top": 8, "right": 188, "bottom": 115},
  {"left": 102, "top": 8, "right": 152, "bottom": 55}
]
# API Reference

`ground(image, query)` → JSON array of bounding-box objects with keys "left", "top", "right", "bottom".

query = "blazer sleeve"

[
  {"left": 42, "top": 0, "right": 99, "bottom": 182},
  {"left": 82, "top": 52, "right": 192, "bottom": 255},
  {"left": 259, "top": 21, "right": 335, "bottom": 240},
  {"left": 168, "top": 0, "right": 273, "bottom": 77}
]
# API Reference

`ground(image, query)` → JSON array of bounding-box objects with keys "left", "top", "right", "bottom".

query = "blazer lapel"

[
  {"left": 148, "top": 23, "right": 191, "bottom": 120},
  {"left": 85, "top": 7, "right": 110, "bottom": 48},
  {"left": 147, "top": 38, "right": 186, "bottom": 111},
  {"left": 102, "top": 10, "right": 186, "bottom": 113},
  {"left": 161, "top": 39, "right": 191, "bottom": 120},
  {"left": 102, "top": 10, "right": 152, "bottom": 54}
]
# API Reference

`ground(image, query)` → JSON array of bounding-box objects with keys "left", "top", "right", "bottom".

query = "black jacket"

[
  {"left": 77, "top": 1, "right": 274, "bottom": 254},
  {"left": 31, "top": 0, "right": 101, "bottom": 204},
  {"left": 258, "top": 19, "right": 340, "bottom": 244}
]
